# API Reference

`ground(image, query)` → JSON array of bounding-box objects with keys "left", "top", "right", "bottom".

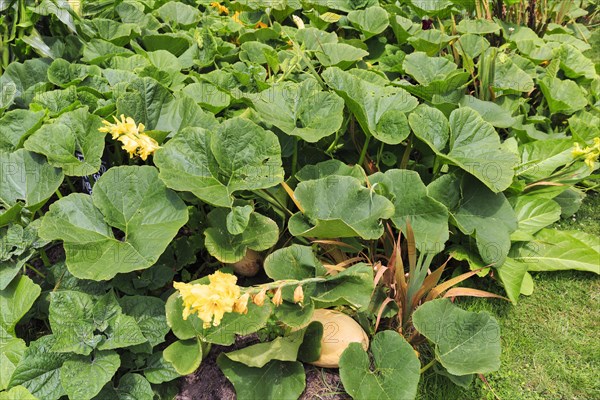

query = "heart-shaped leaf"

[
  {"left": 289, "top": 175, "right": 394, "bottom": 239},
  {"left": 60, "top": 350, "right": 121, "bottom": 400},
  {"left": 163, "top": 339, "right": 203, "bottom": 375},
  {"left": 250, "top": 79, "right": 344, "bottom": 142},
  {"left": 155, "top": 118, "right": 284, "bottom": 207},
  {"left": 0, "top": 275, "right": 41, "bottom": 335},
  {"left": 322, "top": 67, "right": 417, "bottom": 144},
  {"left": 0, "top": 110, "right": 45, "bottom": 151},
  {"left": 217, "top": 356, "right": 305, "bottom": 400},
  {"left": 8, "top": 335, "right": 70, "bottom": 400},
  {"left": 24, "top": 107, "right": 105, "bottom": 176},
  {"left": 339, "top": 330, "right": 420, "bottom": 400},
  {"left": 204, "top": 208, "right": 279, "bottom": 263},
  {"left": 371, "top": 170, "right": 449, "bottom": 254},
  {"left": 39, "top": 166, "right": 188, "bottom": 280},
  {"left": 410, "top": 107, "right": 518, "bottom": 193},
  {"left": 413, "top": 299, "right": 501, "bottom": 375},
  {"left": 0, "top": 149, "right": 64, "bottom": 224}
]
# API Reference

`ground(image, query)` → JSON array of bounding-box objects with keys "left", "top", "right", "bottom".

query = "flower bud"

[
  {"left": 272, "top": 286, "right": 283, "bottom": 307},
  {"left": 234, "top": 293, "right": 250, "bottom": 314},
  {"left": 253, "top": 288, "right": 267, "bottom": 306},
  {"left": 293, "top": 285, "right": 304, "bottom": 304}
]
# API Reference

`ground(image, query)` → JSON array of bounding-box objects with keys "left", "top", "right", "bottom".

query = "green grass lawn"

[{"left": 418, "top": 192, "right": 600, "bottom": 400}]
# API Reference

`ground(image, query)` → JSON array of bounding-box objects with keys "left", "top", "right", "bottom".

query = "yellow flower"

[
  {"left": 584, "top": 153, "right": 598, "bottom": 169},
  {"left": 99, "top": 115, "right": 159, "bottom": 160},
  {"left": 233, "top": 293, "right": 250, "bottom": 314},
  {"left": 210, "top": 2, "right": 229, "bottom": 15},
  {"left": 572, "top": 142, "right": 588, "bottom": 157},
  {"left": 572, "top": 138, "right": 600, "bottom": 171},
  {"left": 272, "top": 286, "right": 283, "bottom": 307},
  {"left": 118, "top": 134, "right": 139, "bottom": 155},
  {"left": 136, "top": 134, "right": 160, "bottom": 161},
  {"left": 232, "top": 11, "right": 242, "bottom": 24},
  {"left": 255, "top": 21, "right": 268, "bottom": 29},
  {"left": 293, "top": 285, "right": 304, "bottom": 305},
  {"left": 253, "top": 288, "right": 267, "bottom": 306},
  {"left": 173, "top": 271, "right": 244, "bottom": 328}
]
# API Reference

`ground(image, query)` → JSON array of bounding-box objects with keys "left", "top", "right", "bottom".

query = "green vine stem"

[{"left": 420, "top": 358, "right": 437, "bottom": 373}]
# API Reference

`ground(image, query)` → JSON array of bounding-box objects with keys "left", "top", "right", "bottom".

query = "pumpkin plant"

[{"left": 1, "top": 0, "right": 599, "bottom": 399}]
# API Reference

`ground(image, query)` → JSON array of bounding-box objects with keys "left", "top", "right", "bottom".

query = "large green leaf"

[
  {"left": 0, "top": 59, "right": 49, "bottom": 108},
  {"left": 554, "top": 43, "right": 596, "bottom": 79},
  {"left": 0, "top": 275, "right": 41, "bottom": 335},
  {"left": 458, "top": 96, "right": 517, "bottom": 128},
  {"left": 0, "top": 110, "right": 45, "bottom": 151},
  {"left": 339, "top": 330, "right": 420, "bottom": 400},
  {"left": 296, "top": 159, "right": 366, "bottom": 182},
  {"left": 310, "top": 263, "right": 374, "bottom": 310},
  {"left": 288, "top": 175, "right": 394, "bottom": 239},
  {"left": 413, "top": 299, "right": 501, "bottom": 376},
  {"left": 0, "top": 327, "right": 26, "bottom": 390},
  {"left": 408, "top": 104, "right": 450, "bottom": 150},
  {"left": 155, "top": 2, "right": 201, "bottom": 26},
  {"left": 95, "top": 373, "right": 154, "bottom": 400},
  {"left": 8, "top": 335, "right": 70, "bottom": 400},
  {"left": 413, "top": 107, "right": 518, "bottom": 192},
  {"left": 250, "top": 79, "right": 344, "bottom": 142},
  {"left": 223, "top": 330, "right": 306, "bottom": 368},
  {"left": 315, "top": 43, "right": 369, "bottom": 69},
  {"left": 217, "top": 356, "right": 305, "bottom": 400},
  {"left": 39, "top": 166, "right": 188, "bottom": 280},
  {"left": 371, "top": 170, "right": 449, "bottom": 254},
  {"left": 457, "top": 19, "right": 500, "bottom": 34},
  {"left": 510, "top": 197, "right": 561, "bottom": 241},
  {"left": 451, "top": 176, "right": 517, "bottom": 266},
  {"left": 24, "top": 107, "right": 104, "bottom": 176},
  {"left": 116, "top": 77, "right": 217, "bottom": 136},
  {"left": 143, "top": 352, "right": 181, "bottom": 384},
  {"left": 493, "top": 55, "right": 534, "bottom": 94},
  {"left": 49, "top": 291, "right": 146, "bottom": 355},
  {"left": 204, "top": 208, "right": 279, "bottom": 263},
  {"left": 47, "top": 58, "right": 102, "bottom": 87},
  {"left": 512, "top": 229, "right": 600, "bottom": 273},
  {"left": 347, "top": 6, "right": 389, "bottom": 39},
  {"left": 322, "top": 67, "right": 418, "bottom": 144},
  {"left": 163, "top": 339, "right": 203, "bottom": 375},
  {"left": 60, "top": 350, "right": 120, "bottom": 400},
  {"left": 0, "top": 385, "right": 37, "bottom": 400},
  {"left": 403, "top": 52, "right": 458, "bottom": 86},
  {"left": 264, "top": 244, "right": 327, "bottom": 281},
  {"left": 517, "top": 138, "right": 574, "bottom": 181},
  {"left": 119, "top": 296, "right": 170, "bottom": 351},
  {"left": 155, "top": 119, "right": 284, "bottom": 207},
  {"left": 0, "top": 149, "right": 64, "bottom": 220},
  {"left": 496, "top": 257, "right": 529, "bottom": 304},
  {"left": 408, "top": 29, "right": 457, "bottom": 56},
  {"left": 181, "top": 81, "right": 230, "bottom": 113},
  {"left": 539, "top": 77, "right": 587, "bottom": 115}
]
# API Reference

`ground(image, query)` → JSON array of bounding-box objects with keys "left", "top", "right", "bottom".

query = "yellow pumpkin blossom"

[
  {"left": 293, "top": 285, "right": 304, "bottom": 304},
  {"left": 233, "top": 293, "right": 250, "bottom": 314},
  {"left": 253, "top": 288, "right": 267, "bottom": 306},
  {"left": 173, "top": 271, "right": 244, "bottom": 328},
  {"left": 99, "top": 114, "right": 159, "bottom": 161},
  {"left": 572, "top": 137, "right": 600, "bottom": 170},
  {"left": 210, "top": 2, "right": 229, "bottom": 15},
  {"left": 232, "top": 11, "right": 242, "bottom": 24},
  {"left": 272, "top": 286, "right": 283, "bottom": 306}
]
